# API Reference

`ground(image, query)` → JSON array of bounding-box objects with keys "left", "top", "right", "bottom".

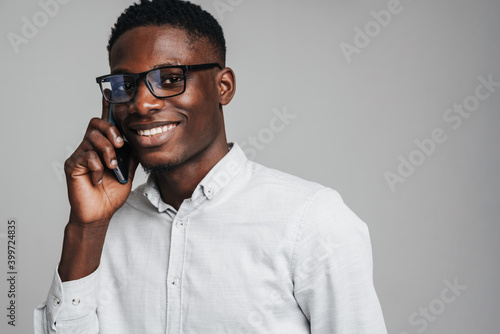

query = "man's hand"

[
  {"left": 58, "top": 100, "right": 138, "bottom": 282},
  {"left": 64, "top": 100, "right": 137, "bottom": 225}
]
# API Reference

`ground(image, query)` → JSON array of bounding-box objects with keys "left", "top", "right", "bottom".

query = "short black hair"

[{"left": 107, "top": 0, "right": 226, "bottom": 64}]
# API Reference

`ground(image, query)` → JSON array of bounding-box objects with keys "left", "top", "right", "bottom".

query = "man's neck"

[{"left": 153, "top": 143, "right": 230, "bottom": 210}]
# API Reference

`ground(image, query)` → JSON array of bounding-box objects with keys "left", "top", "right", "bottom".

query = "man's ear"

[{"left": 217, "top": 67, "right": 236, "bottom": 106}]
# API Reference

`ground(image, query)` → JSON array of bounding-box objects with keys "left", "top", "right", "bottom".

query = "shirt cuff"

[{"left": 45, "top": 266, "right": 100, "bottom": 330}]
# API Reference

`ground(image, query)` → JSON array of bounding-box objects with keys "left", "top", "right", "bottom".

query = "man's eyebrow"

[
  {"left": 110, "top": 62, "right": 181, "bottom": 75},
  {"left": 110, "top": 69, "right": 128, "bottom": 75},
  {"left": 153, "top": 61, "right": 181, "bottom": 69}
]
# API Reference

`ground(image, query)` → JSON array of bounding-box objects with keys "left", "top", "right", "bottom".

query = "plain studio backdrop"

[{"left": 1, "top": 0, "right": 499, "bottom": 333}]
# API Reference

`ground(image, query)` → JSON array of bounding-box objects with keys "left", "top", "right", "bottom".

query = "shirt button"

[
  {"left": 171, "top": 277, "right": 179, "bottom": 285},
  {"left": 206, "top": 187, "right": 214, "bottom": 197},
  {"left": 175, "top": 219, "right": 184, "bottom": 228},
  {"left": 53, "top": 297, "right": 61, "bottom": 306},
  {"left": 72, "top": 298, "right": 80, "bottom": 306}
]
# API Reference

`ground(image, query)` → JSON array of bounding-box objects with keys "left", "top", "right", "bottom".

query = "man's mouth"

[{"left": 136, "top": 123, "right": 178, "bottom": 137}]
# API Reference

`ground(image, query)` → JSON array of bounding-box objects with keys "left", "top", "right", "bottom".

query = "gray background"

[{"left": 1, "top": 0, "right": 499, "bottom": 333}]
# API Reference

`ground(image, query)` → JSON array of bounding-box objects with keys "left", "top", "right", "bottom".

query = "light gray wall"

[{"left": 1, "top": 0, "right": 499, "bottom": 333}]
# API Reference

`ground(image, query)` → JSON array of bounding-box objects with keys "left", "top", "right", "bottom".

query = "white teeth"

[{"left": 137, "top": 124, "right": 177, "bottom": 136}]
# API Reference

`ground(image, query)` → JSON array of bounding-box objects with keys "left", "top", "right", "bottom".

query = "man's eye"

[
  {"left": 114, "top": 83, "right": 134, "bottom": 91},
  {"left": 161, "top": 75, "right": 184, "bottom": 86}
]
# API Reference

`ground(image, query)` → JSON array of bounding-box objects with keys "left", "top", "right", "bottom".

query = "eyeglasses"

[{"left": 96, "top": 63, "right": 222, "bottom": 104}]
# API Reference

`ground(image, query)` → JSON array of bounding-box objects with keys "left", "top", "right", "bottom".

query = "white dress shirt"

[{"left": 34, "top": 143, "right": 387, "bottom": 333}]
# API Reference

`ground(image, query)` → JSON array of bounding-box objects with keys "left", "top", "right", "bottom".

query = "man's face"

[{"left": 108, "top": 25, "right": 226, "bottom": 172}]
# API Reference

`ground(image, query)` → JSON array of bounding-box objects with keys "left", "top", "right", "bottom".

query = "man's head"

[
  {"left": 102, "top": 0, "right": 235, "bottom": 177},
  {"left": 107, "top": 0, "right": 226, "bottom": 66}
]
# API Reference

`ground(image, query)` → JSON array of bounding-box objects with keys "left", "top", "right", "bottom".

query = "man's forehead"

[{"left": 109, "top": 25, "right": 208, "bottom": 73}]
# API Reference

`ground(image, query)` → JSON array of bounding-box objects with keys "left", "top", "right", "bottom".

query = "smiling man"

[{"left": 34, "top": 1, "right": 387, "bottom": 333}]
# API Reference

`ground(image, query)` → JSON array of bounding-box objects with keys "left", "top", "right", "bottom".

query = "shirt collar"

[{"left": 143, "top": 142, "right": 247, "bottom": 212}]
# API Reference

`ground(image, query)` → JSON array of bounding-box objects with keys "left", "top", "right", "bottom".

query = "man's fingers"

[
  {"left": 87, "top": 130, "right": 118, "bottom": 170},
  {"left": 101, "top": 97, "right": 110, "bottom": 121},
  {"left": 65, "top": 116, "right": 127, "bottom": 183},
  {"left": 100, "top": 98, "right": 125, "bottom": 146},
  {"left": 84, "top": 151, "right": 105, "bottom": 185},
  {"left": 65, "top": 150, "right": 105, "bottom": 186},
  {"left": 87, "top": 116, "right": 124, "bottom": 146},
  {"left": 94, "top": 111, "right": 125, "bottom": 149}
]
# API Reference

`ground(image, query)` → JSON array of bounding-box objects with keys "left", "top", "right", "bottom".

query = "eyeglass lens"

[{"left": 100, "top": 67, "right": 186, "bottom": 103}]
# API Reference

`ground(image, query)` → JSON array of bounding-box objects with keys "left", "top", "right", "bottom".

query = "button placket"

[{"left": 166, "top": 215, "right": 188, "bottom": 333}]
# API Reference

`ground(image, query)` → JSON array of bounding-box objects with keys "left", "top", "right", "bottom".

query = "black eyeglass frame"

[{"left": 95, "top": 63, "right": 222, "bottom": 104}]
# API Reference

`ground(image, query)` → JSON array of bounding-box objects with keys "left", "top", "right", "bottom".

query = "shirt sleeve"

[
  {"left": 292, "top": 188, "right": 387, "bottom": 334},
  {"left": 34, "top": 266, "right": 100, "bottom": 334}
]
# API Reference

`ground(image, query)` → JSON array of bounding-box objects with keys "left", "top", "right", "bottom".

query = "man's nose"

[{"left": 129, "top": 79, "right": 163, "bottom": 116}]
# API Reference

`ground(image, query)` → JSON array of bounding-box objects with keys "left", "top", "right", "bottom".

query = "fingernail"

[
  {"left": 111, "top": 159, "right": 117, "bottom": 166},
  {"left": 116, "top": 136, "right": 123, "bottom": 144},
  {"left": 97, "top": 179, "right": 103, "bottom": 185}
]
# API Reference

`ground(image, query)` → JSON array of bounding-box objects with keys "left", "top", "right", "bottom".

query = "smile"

[{"left": 137, "top": 123, "right": 178, "bottom": 137}]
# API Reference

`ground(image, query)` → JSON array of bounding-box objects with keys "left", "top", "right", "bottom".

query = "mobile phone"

[{"left": 108, "top": 104, "right": 131, "bottom": 184}]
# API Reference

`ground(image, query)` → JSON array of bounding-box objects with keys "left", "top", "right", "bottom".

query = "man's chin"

[
  {"left": 142, "top": 163, "right": 178, "bottom": 176},
  {"left": 137, "top": 150, "right": 184, "bottom": 176}
]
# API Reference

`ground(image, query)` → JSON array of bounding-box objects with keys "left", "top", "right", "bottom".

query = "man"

[{"left": 35, "top": 0, "right": 387, "bottom": 333}]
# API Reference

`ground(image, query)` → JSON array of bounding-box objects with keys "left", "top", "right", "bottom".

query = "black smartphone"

[{"left": 108, "top": 104, "right": 131, "bottom": 184}]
